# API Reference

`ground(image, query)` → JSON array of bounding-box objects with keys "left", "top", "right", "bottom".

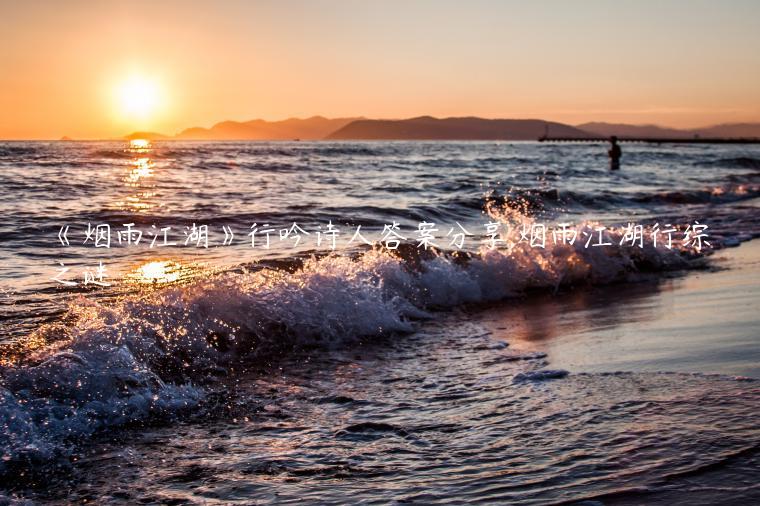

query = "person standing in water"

[{"left": 608, "top": 136, "right": 622, "bottom": 170}]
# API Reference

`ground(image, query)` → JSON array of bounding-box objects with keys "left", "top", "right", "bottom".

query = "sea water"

[{"left": 0, "top": 140, "right": 758, "bottom": 503}]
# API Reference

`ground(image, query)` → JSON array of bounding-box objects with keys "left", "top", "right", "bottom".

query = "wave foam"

[{"left": 0, "top": 219, "right": 712, "bottom": 477}]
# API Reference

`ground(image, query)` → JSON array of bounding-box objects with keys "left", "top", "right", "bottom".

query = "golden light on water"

[
  {"left": 129, "top": 139, "right": 151, "bottom": 150},
  {"left": 120, "top": 195, "right": 154, "bottom": 211},
  {"left": 125, "top": 260, "right": 210, "bottom": 286},
  {"left": 116, "top": 139, "right": 157, "bottom": 212},
  {"left": 126, "top": 157, "right": 154, "bottom": 183},
  {"left": 129, "top": 260, "right": 183, "bottom": 284}
]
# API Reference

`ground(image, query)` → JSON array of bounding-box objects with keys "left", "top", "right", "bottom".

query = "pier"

[{"left": 538, "top": 136, "right": 760, "bottom": 144}]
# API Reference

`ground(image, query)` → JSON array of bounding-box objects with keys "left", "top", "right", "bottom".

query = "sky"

[{"left": 1, "top": 0, "right": 759, "bottom": 139}]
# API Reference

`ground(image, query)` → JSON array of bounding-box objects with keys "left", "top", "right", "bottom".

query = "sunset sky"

[{"left": 1, "top": 0, "right": 759, "bottom": 139}]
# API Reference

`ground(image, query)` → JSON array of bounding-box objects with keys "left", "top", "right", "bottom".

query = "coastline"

[
  {"left": 479, "top": 239, "right": 760, "bottom": 378},
  {"left": 1, "top": 140, "right": 758, "bottom": 503}
]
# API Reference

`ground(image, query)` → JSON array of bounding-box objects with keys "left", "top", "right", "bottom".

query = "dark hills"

[
  {"left": 326, "top": 116, "right": 591, "bottom": 140},
  {"left": 124, "top": 117, "right": 760, "bottom": 141},
  {"left": 578, "top": 121, "right": 760, "bottom": 139},
  {"left": 174, "top": 116, "right": 358, "bottom": 140},
  {"left": 576, "top": 122, "right": 687, "bottom": 139}
]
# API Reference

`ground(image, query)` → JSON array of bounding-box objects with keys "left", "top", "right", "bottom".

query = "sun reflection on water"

[
  {"left": 129, "top": 138, "right": 151, "bottom": 150},
  {"left": 126, "top": 157, "right": 154, "bottom": 183},
  {"left": 126, "top": 260, "right": 189, "bottom": 285},
  {"left": 114, "top": 139, "right": 160, "bottom": 212}
]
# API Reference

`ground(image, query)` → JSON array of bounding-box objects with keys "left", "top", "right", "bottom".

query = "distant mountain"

[
  {"left": 124, "top": 117, "right": 760, "bottom": 142},
  {"left": 577, "top": 122, "right": 688, "bottom": 139},
  {"left": 577, "top": 121, "right": 760, "bottom": 139},
  {"left": 174, "top": 116, "right": 359, "bottom": 140},
  {"left": 327, "top": 116, "right": 592, "bottom": 140},
  {"left": 694, "top": 123, "right": 760, "bottom": 139}
]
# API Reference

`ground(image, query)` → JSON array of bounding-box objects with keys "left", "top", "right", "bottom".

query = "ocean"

[{"left": 0, "top": 140, "right": 759, "bottom": 503}]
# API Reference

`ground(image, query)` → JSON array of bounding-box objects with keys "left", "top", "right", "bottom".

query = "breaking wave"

[
  {"left": 0, "top": 207, "right": 719, "bottom": 479},
  {"left": 483, "top": 180, "right": 760, "bottom": 214},
  {"left": 632, "top": 184, "right": 760, "bottom": 205}
]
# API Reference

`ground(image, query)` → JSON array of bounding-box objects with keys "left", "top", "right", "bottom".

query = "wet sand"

[{"left": 480, "top": 240, "right": 760, "bottom": 378}]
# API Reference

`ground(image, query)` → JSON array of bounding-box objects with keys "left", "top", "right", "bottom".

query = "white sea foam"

[{"left": 0, "top": 219, "right": 710, "bottom": 476}]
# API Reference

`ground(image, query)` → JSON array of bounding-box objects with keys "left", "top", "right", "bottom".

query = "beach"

[
  {"left": 3, "top": 1, "right": 760, "bottom": 503},
  {"left": 480, "top": 238, "right": 760, "bottom": 379},
  {"left": 8, "top": 241, "right": 759, "bottom": 504},
  {"left": 0, "top": 140, "right": 759, "bottom": 503}
]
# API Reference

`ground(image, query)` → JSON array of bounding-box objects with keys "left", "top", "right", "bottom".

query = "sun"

[{"left": 117, "top": 76, "right": 161, "bottom": 119}]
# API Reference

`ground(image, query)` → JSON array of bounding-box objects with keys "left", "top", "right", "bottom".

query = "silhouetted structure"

[{"left": 538, "top": 137, "right": 760, "bottom": 144}]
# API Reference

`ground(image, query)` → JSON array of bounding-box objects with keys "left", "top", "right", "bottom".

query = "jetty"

[{"left": 538, "top": 136, "right": 760, "bottom": 144}]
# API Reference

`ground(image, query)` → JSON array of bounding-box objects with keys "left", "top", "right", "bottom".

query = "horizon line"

[{"left": 3, "top": 115, "right": 760, "bottom": 142}]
